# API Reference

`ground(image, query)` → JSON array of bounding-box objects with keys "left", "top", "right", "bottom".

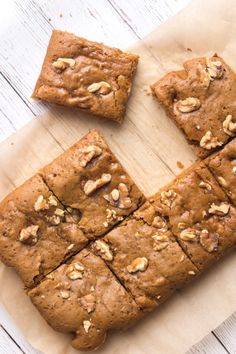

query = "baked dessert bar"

[
  {"left": 151, "top": 55, "right": 236, "bottom": 158},
  {"left": 206, "top": 139, "right": 236, "bottom": 206},
  {"left": 32, "top": 30, "right": 138, "bottom": 123},
  {"left": 0, "top": 174, "right": 88, "bottom": 287},
  {"left": 28, "top": 249, "right": 142, "bottom": 351},
  {"left": 151, "top": 163, "right": 236, "bottom": 270},
  {"left": 91, "top": 201, "right": 198, "bottom": 312},
  {"left": 40, "top": 129, "right": 145, "bottom": 240}
]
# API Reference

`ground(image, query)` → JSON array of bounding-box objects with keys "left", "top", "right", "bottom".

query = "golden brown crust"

[
  {"left": 151, "top": 55, "right": 236, "bottom": 158},
  {"left": 206, "top": 139, "right": 236, "bottom": 205},
  {"left": 33, "top": 30, "right": 139, "bottom": 123},
  {"left": 92, "top": 201, "right": 198, "bottom": 312},
  {"left": 40, "top": 129, "right": 145, "bottom": 240},
  {"left": 0, "top": 174, "right": 88, "bottom": 287},
  {"left": 150, "top": 162, "right": 236, "bottom": 270},
  {"left": 28, "top": 249, "right": 142, "bottom": 351}
]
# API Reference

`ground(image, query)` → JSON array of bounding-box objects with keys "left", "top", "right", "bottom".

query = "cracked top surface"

[
  {"left": 28, "top": 249, "right": 142, "bottom": 351},
  {"left": 0, "top": 174, "right": 88, "bottom": 287},
  {"left": 151, "top": 163, "right": 236, "bottom": 270},
  {"left": 33, "top": 30, "right": 139, "bottom": 123},
  {"left": 92, "top": 201, "right": 198, "bottom": 312},
  {"left": 206, "top": 138, "right": 236, "bottom": 206},
  {"left": 152, "top": 55, "right": 236, "bottom": 158},
  {"left": 40, "top": 129, "right": 145, "bottom": 240}
]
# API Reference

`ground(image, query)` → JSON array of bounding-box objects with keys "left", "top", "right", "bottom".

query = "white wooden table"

[{"left": 0, "top": 1, "right": 236, "bottom": 353}]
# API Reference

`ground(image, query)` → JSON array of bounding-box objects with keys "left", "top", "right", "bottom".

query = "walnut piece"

[
  {"left": 175, "top": 97, "right": 201, "bottom": 113},
  {"left": 217, "top": 176, "right": 227, "bottom": 187},
  {"left": 80, "top": 294, "right": 96, "bottom": 313},
  {"left": 179, "top": 228, "right": 197, "bottom": 241},
  {"left": 103, "top": 208, "right": 123, "bottom": 227},
  {"left": 209, "top": 202, "right": 230, "bottom": 215},
  {"left": 79, "top": 145, "right": 102, "bottom": 167},
  {"left": 152, "top": 233, "right": 170, "bottom": 251},
  {"left": 103, "top": 183, "right": 132, "bottom": 209},
  {"left": 233, "top": 166, "right": 236, "bottom": 175},
  {"left": 60, "top": 290, "right": 70, "bottom": 299},
  {"left": 223, "top": 115, "right": 236, "bottom": 136},
  {"left": 34, "top": 195, "right": 49, "bottom": 211},
  {"left": 19, "top": 225, "right": 39, "bottom": 245},
  {"left": 93, "top": 240, "right": 113, "bottom": 261},
  {"left": 206, "top": 58, "right": 223, "bottom": 79},
  {"left": 52, "top": 57, "right": 75, "bottom": 70},
  {"left": 199, "top": 181, "right": 212, "bottom": 191},
  {"left": 48, "top": 195, "right": 58, "bottom": 207},
  {"left": 84, "top": 173, "right": 111, "bottom": 196},
  {"left": 87, "top": 81, "right": 111, "bottom": 95},
  {"left": 199, "top": 229, "right": 218, "bottom": 253},
  {"left": 152, "top": 216, "right": 168, "bottom": 231},
  {"left": 83, "top": 320, "right": 92, "bottom": 333},
  {"left": 197, "top": 63, "right": 211, "bottom": 87},
  {"left": 66, "top": 262, "right": 85, "bottom": 280},
  {"left": 127, "top": 257, "right": 148, "bottom": 273},
  {"left": 200, "top": 131, "right": 223, "bottom": 150},
  {"left": 160, "top": 190, "right": 177, "bottom": 208}
]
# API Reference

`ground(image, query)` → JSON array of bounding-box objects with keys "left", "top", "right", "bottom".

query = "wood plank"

[
  {"left": 108, "top": 0, "right": 191, "bottom": 38},
  {"left": 186, "top": 333, "right": 228, "bottom": 354},
  {"left": 0, "top": 304, "right": 42, "bottom": 354},
  {"left": 213, "top": 312, "right": 236, "bottom": 353},
  {"left": 0, "top": 326, "right": 23, "bottom": 354}
]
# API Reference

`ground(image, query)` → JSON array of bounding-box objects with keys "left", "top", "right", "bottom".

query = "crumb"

[
  {"left": 143, "top": 86, "right": 152, "bottom": 96},
  {"left": 177, "top": 161, "right": 184, "bottom": 169},
  {"left": 187, "top": 48, "right": 192, "bottom": 52},
  {"left": 59, "top": 13, "right": 63, "bottom": 18}
]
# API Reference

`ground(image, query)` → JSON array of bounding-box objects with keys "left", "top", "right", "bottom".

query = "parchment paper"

[{"left": 1, "top": 0, "right": 236, "bottom": 353}]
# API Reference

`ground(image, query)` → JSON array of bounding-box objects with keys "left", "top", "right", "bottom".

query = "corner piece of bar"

[
  {"left": 0, "top": 174, "right": 88, "bottom": 287},
  {"left": 40, "top": 129, "right": 145, "bottom": 240},
  {"left": 91, "top": 201, "right": 198, "bottom": 312},
  {"left": 151, "top": 162, "right": 236, "bottom": 271},
  {"left": 151, "top": 55, "right": 236, "bottom": 158},
  {"left": 32, "top": 30, "right": 139, "bottom": 123},
  {"left": 28, "top": 249, "right": 142, "bottom": 351},
  {"left": 206, "top": 138, "right": 236, "bottom": 205}
]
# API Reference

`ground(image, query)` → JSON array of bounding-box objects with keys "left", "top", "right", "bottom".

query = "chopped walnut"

[
  {"left": 79, "top": 145, "right": 102, "bottom": 167},
  {"left": 177, "top": 222, "right": 187, "bottom": 230},
  {"left": 92, "top": 240, "right": 113, "bottom": 261},
  {"left": 34, "top": 195, "right": 49, "bottom": 211},
  {"left": 103, "top": 183, "right": 132, "bottom": 209},
  {"left": 103, "top": 208, "right": 123, "bottom": 227},
  {"left": 48, "top": 195, "right": 58, "bottom": 207},
  {"left": 152, "top": 216, "right": 168, "bottom": 231},
  {"left": 197, "top": 63, "right": 211, "bottom": 87},
  {"left": 127, "top": 257, "right": 148, "bottom": 273},
  {"left": 233, "top": 166, "right": 236, "bottom": 175},
  {"left": 179, "top": 254, "right": 186, "bottom": 263},
  {"left": 175, "top": 97, "right": 201, "bottom": 113},
  {"left": 199, "top": 229, "right": 218, "bottom": 253},
  {"left": 160, "top": 190, "right": 177, "bottom": 208},
  {"left": 200, "top": 131, "right": 223, "bottom": 150},
  {"left": 54, "top": 208, "right": 65, "bottom": 217},
  {"left": 83, "top": 320, "right": 92, "bottom": 333},
  {"left": 52, "top": 57, "right": 75, "bottom": 70},
  {"left": 188, "top": 270, "right": 196, "bottom": 276},
  {"left": 80, "top": 294, "right": 96, "bottom": 313},
  {"left": 87, "top": 81, "right": 111, "bottom": 94},
  {"left": 60, "top": 290, "right": 70, "bottom": 299},
  {"left": 223, "top": 115, "right": 236, "bottom": 136},
  {"left": 47, "top": 215, "right": 61, "bottom": 225},
  {"left": 152, "top": 233, "right": 170, "bottom": 251},
  {"left": 66, "top": 262, "right": 85, "bottom": 280},
  {"left": 179, "top": 228, "right": 197, "bottom": 241},
  {"left": 217, "top": 176, "right": 227, "bottom": 187},
  {"left": 19, "top": 225, "right": 39, "bottom": 245},
  {"left": 209, "top": 202, "right": 230, "bottom": 215},
  {"left": 206, "top": 58, "right": 223, "bottom": 79},
  {"left": 84, "top": 173, "right": 111, "bottom": 195},
  {"left": 199, "top": 181, "right": 212, "bottom": 191}
]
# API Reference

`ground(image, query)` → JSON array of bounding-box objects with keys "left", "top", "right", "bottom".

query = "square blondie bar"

[
  {"left": 28, "top": 249, "right": 142, "bottom": 351},
  {"left": 91, "top": 201, "right": 198, "bottom": 312},
  {"left": 0, "top": 174, "right": 88, "bottom": 287},
  {"left": 152, "top": 55, "right": 236, "bottom": 158},
  {"left": 33, "top": 30, "right": 138, "bottom": 123},
  {"left": 40, "top": 129, "right": 145, "bottom": 240}
]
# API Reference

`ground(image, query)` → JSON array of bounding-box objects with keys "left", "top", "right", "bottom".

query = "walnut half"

[{"left": 175, "top": 97, "right": 201, "bottom": 113}]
